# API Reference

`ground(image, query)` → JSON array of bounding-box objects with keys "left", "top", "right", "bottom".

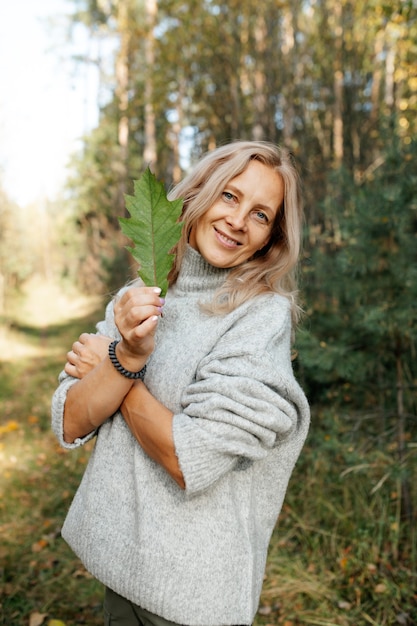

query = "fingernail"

[
  {"left": 153, "top": 287, "right": 162, "bottom": 294},
  {"left": 159, "top": 298, "right": 165, "bottom": 306},
  {"left": 157, "top": 307, "right": 163, "bottom": 314}
]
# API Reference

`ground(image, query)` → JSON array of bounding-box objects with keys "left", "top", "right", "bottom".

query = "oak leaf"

[{"left": 29, "top": 612, "right": 47, "bottom": 626}]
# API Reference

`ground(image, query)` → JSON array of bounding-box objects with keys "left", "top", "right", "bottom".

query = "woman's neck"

[{"left": 174, "top": 245, "right": 231, "bottom": 294}]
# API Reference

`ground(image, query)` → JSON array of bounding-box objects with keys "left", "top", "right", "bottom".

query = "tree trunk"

[
  {"left": 252, "top": 13, "right": 267, "bottom": 141},
  {"left": 332, "top": 0, "right": 344, "bottom": 167},
  {"left": 281, "top": 5, "right": 295, "bottom": 147},
  {"left": 395, "top": 344, "right": 413, "bottom": 522},
  {"left": 384, "top": 40, "right": 395, "bottom": 112},
  {"left": 143, "top": 0, "right": 158, "bottom": 171},
  {"left": 169, "top": 75, "right": 185, "bottom": 185},
  {"left": 370, "top": 29, "right": 384, "bottom": 126},
  {"left": 115, "top": 0, "right": 130, "bottom": 215}
]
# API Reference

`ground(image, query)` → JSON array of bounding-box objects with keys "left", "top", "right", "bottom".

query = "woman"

[{"left": 52, "top": 140, "right": 310, "bottom": 626}]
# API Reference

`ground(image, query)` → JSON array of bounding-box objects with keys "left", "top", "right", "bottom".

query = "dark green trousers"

[
  {"left": 104, "top": 587, "right": 182, "bottom": 626},
  {"left": 103, "top": 587, "right": 249, "bottom": 626}
]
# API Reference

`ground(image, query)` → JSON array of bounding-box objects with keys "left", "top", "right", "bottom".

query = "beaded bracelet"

[{"left": 108, "top": 340, "right": 147, "bottom": 380}]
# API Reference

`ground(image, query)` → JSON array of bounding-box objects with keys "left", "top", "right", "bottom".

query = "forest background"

[{"left": 0, "top": 1, "right": 416, "bottom": 625}]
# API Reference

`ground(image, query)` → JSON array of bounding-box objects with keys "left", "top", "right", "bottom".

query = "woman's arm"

[
  {"left": 63, "top": 331, "right": 185, "bottom": 486},
  {"left": 62, "top": 286, "right": 164, "bottom": 443},
  {"left": 63, "top": 351, "right": 138, "bottom": 442},
  {"left": 120, "top": 383, "right": 185, "bottom": 488}
]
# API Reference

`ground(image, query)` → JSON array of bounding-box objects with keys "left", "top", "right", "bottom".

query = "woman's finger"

[
  {"left": 66, "top": 350, "right": 76, "bottom": 364},
  {"left": 115, "top": 287, "right": 164, "bottom": 319},
  {"left": 131, "top": 314, "right": 159, "bottom": 339},
  {"left": 120, "top": 304, "right": 162, "bottom": 329},
  {"left": 64, "top": 361, "right": 81, "bottom": 379}
]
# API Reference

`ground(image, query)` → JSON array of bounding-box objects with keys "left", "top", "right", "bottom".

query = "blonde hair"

[{"left": 167, "top": 140, "right": 304, "bottom": 325}]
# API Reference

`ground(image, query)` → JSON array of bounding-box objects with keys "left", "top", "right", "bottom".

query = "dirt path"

[{"left": 0, "top": 275, "right": 103, "bottom": 361}]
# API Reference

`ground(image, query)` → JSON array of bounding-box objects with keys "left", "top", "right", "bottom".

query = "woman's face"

[{"left": 189, "top": 160, "right": 284, "bottom": 268}]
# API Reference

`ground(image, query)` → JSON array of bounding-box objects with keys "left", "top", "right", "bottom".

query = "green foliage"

[
  {"left": 298, "top": 139, "right": 417, "bottom": 414},
  {"left": 119, "top": 168, "right": 183, "bottom": 295}
]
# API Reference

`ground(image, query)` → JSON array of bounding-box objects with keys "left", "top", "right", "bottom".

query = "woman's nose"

[{"left": 226, "top": 208, "right": 247, "bottom": 231}]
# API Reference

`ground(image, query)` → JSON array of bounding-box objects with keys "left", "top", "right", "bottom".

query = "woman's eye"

[
  {"left": 222, "top": 191, "right": 235, "bottom": 202},
  {"left": 255, "top": 210, "right": 268, "bottom": 222}
]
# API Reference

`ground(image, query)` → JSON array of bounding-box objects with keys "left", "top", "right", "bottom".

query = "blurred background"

[{"left": 0, "top": 1, "right": 416, "bottom": 625}]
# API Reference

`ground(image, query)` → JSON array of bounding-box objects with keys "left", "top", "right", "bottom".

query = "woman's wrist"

[{"left": 113, "top": 340, "right": 148, "bottom": 375}]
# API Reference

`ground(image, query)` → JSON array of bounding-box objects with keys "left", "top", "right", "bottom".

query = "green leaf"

[{"left": 119, "top": 168, "right": 183, "bottom": 296}]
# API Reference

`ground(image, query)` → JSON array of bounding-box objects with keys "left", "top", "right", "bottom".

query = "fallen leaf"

[
  {"left": 32, "top": 539, "right": 48, "bottom": 553},
  {"left": 338, "top": 600, "right": 352, "bottom": 610},
  {"left": 339, "top": 556, "right": 349, "bottom": 570},
  {"left": 0, "top": 420, "right": 19, "bottom": 435},
  {"left": 48, "top": 620, "right": 67, "bottom": 626},
  {"left": 258, "top": 605, "right": 272, "bottom": 615},
  {"left": 29, "top": 612, "right": 48, "bottom": 626},
  {"left": 375, "top": 583, "right": 387, "bottom": 593}
]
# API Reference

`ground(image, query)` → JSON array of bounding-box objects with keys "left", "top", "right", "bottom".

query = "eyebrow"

[{"left": 226, "top": 184, "right": 277, "bottom": 215}]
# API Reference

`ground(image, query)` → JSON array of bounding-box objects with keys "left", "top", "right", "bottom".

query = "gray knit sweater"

[{"left": 51, "top": 246, "right": 310, "bottom": 626}]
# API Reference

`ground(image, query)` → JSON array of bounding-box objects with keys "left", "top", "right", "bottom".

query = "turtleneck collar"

[{"left": 174, "top": 245, "right": 231, "bottom": 294}]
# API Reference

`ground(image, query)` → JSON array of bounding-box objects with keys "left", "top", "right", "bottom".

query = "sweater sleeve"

[{"left": 172, "top": 306, "right": 309, "bottom": 495}]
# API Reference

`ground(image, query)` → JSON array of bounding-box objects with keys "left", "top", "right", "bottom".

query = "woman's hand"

[
  {"left": 65, "top": 333, "right": 112, "bottom": 379},
  {"left": 113, "top": 286, "right": 164, "bottom": 371},
  {"left": 64, "top": 286, "right": 164, "bottom": 380}
]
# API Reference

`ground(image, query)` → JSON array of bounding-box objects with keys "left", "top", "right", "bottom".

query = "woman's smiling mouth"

[{"left": 214, "top": 227, "right": 242, "bottom": 248}]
